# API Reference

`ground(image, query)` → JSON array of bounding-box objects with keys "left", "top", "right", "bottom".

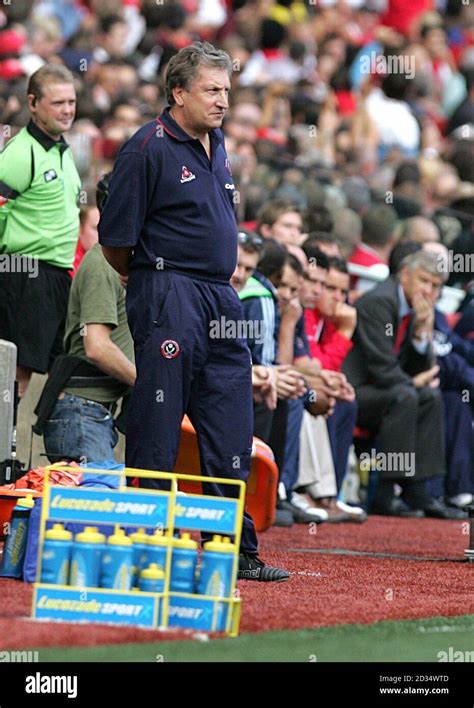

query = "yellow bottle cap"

[
  {"left": 129, "top": 527, "right": 149, "bottom": 544},
  {"left": 203, "top": 535, "right": 236, "bottom": 553},
  {"left": 17, "top": 494, "right": 35, "bottom": 509},
  {"left": 140, "top": 563, "right": 165, "bottom": 580},
  {"left": 222, "top": 536, "right": 237, "bottom": 549},
  {"left": 75, "top": 526, "right": 105, "bottom": 544},
  {"left": 108, "top": 528, "right": 132, "bottom": 546},
  {"left": 147, "top": 530, "right": 169, "bottom": 546},
  {"left": 45, "top": 523, "right": 72, "bottom": 541},
  {"left": 172, "top": 532, "right": 198, "bottom": 550}
]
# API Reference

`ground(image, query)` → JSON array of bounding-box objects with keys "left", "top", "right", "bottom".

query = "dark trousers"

[
  {"left": 355, "top": 383, "right": 445, "bottom": 481},
  {"left": 279, "top": 397, "right": 305, "bottom": 498},
  {"left": 326, "top": 399, "right": 358, "bottom": 492},
  {"left": 253, "top": 400, "right": 274, "bottom": 444},
  {"left": 426, "top": 390, "right": 474, "bottom": 498},
  {"left": 0, "top": 260, "right": 70, "bottom": 374},
  {"left": 125, "top": 269, "right": 257, "bottom": 554},
  {"left": 268, "top": 399, "right": 289, "bottom": 483}
]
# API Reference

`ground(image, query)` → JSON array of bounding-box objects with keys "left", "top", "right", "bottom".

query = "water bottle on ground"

[
  {"left": 170, "top": 532, "right": 198, "bottom": 593},
  {"left": 100, "top": 528, "right": 133, "bottom": 590},
  {"left": 145, "top": 529, "right": 170, "bottom": 573},
  {"left": 40, "top": 523, "right": 72, "bottom": 585},
  {"left": 69, "top": 526, "right": 105, "bottom": 588},
  {"left": 129, "top": 527, "right": 149, "bottom": 587},
  {"left": 0, "top": 494, "right": 35, "bottom": 578},
  {"left": 138, "top": 563, "right": 165, "bottom": 593}
]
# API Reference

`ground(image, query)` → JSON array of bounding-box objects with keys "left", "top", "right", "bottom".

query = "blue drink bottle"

[
  {"left": 170, "top": 533, "right": 198, "bottom": 593},
  {"left": 196, "top": 535, "right": 235, "bottom": 597},
  {"left": 139, "top": 563, "right": 165, "bottom": 593},
  {"left": 0, "top": 494, "right": 35, "bottom": 578},
  {"left": 69, "top": 526, "right": 105, "bottom": 588},
  {"left": 40, "top": 523, "right": 73, "bottom": 585},
  {"left": 197, "top": 536, "right": 236, "bottom": 631},
  {"left": 145, "top": 529, "right": 170, "bottom": 573},
  {"left": 100, "top": 528, "right": 133, "bottom": 590},
  {"left": 129, "top": 527, "right": 149, "bottom": 587}
]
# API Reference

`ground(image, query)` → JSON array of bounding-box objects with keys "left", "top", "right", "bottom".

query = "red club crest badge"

[{"left": 160, "top": 339, "right": 180, "bottom": 359}]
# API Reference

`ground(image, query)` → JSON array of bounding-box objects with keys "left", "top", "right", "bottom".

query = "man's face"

[
  {"left": 28, "top": 81, "right": 76, "bottom": 138},
  {"left": 31, "top": 29, "right": 62, "bottom": 60},
  {"left": 114, "top": 104, "right": 141, "bottom": 128},
  {"left": 318, "top": 268, "right": 349, "bottom": 317},
  {"left": 277, "top": 264, "right": 302, "bottom": 309},
  {"left": 79, "top": 207, "right": 100, "bottom": 252},
  {"left": 267, "top": 211, "right": 304, "bottom": 247},
  {"left": 103, "top": 22, "right": 128, "bottom": 59},
  {"left": 230, "top": 246, "right": 259, "bottom": 293},
  {"left": 424, "top": 28, "right": 448, "bottom": 60},
  {"left": 174, "top": 66, "right": 230, "bottom": 135},
  {"left": 400, "top": 266, "right": 443, "bottom": 307},
  {"left": 300, "top": 265, "right": 326, "bottom": 309}
]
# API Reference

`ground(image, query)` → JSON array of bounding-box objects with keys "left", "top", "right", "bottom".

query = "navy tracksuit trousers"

[
  {"left": 125, "top": 269, "right": 257, "bottom": 554},
  {"left": 425, "top": 390, "right": 474, "bottom": 498}
]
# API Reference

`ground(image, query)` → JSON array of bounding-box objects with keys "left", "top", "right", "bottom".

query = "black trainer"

[{"left": 237, "top": 553, "right": 290, "bottom": 582}]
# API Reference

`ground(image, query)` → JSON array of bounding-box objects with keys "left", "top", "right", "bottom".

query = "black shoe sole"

[{"left": 237, "top": 572, "right": 291, "bottom": 582}]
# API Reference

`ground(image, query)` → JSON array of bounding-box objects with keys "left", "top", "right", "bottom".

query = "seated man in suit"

[
  {"left": 343, "top": 250, "right": 466, "bottom": 519},
  {"left": 390, "top": 241, "right": 474, "bottom": 509}
]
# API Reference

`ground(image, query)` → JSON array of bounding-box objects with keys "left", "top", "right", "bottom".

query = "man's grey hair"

[
  {"left": 165, "top": 42, "right": 233, "bottom": 105},
  {"left": 401, "top": 216, "right": 440, "bottom": 244},
  {"left": 332, "top": 208, "right": 362, "bottom": 259},
  {"left": 399, "top": 250, "right": 448, "bottom": 283}
]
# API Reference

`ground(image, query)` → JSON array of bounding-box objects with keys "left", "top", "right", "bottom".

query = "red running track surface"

[{"left": 0, "top": 516, "right": 472, "bottom": 648}]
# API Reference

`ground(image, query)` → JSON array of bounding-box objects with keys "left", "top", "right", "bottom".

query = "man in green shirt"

[
  {"left": 42, "top": 240, "right": 136, "bottom": 464},
  {"left": 0, "top": 64, "right": 81, "bottom": 397}
]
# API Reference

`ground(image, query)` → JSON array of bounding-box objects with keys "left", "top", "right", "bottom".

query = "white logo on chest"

[{"left": 180, "top": 166, "right": 196, "bottom": 183}]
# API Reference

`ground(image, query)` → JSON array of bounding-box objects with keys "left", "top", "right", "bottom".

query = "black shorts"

[{"left": 0, "top": 257, "right": 71, "bottom": 374}]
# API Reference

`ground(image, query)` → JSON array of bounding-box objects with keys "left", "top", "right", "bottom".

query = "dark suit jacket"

[{"left": 343, "top": 276, "right": 433, "bottom": 389}]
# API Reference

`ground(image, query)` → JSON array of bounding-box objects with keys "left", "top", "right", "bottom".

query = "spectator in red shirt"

[
  {"left": 304, "top": 249, "right": 356, "bottom": 371},
  {"left": 349, "top": 204, "right": 397, "bottom": 294},
  {"left": 302, "top": 245, "right": 359, "bottom": 495},
  {"left": 381, "top": 0, "right": 433, "bottom": 38}
]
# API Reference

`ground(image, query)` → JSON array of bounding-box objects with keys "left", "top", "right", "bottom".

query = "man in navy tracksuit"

[{"left": 98, "top": 42, "right": 288, "bottom": 581}]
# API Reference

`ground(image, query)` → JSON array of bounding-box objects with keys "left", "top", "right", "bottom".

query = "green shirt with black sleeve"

[{"left": 0, "top": 120, "right": 81, "bottom": 269}]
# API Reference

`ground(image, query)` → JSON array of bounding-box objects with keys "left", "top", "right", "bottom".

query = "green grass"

[{"left": 34, "top": 615, "right": 474, "bottom": 663}]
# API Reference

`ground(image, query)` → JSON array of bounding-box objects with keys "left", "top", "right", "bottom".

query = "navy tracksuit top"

[{"left": 98, "top": 107, "right": 238, "bottom": 282}]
